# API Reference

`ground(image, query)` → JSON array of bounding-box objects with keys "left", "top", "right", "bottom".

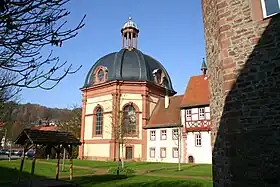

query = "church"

[{"left": 78, "top": 17, "right": 212, "bottom": 164}]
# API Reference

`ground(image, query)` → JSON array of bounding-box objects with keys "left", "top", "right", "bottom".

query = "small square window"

[
  {"left": 195, "top": 133, "right": 202, "bottom": 147},
  {"left": 160, "top": 130, "right": 167, "bottom": 140},
  {"left": 150, "top": 148, "right": 155, "bottom": 158},
  {"left": 186, "top": 109, "right": 192, "bottom": 120},
  {"left": 172, "top": 129, "right": 179, "bottom": 140},
  {"left": 261, "top": 0, "right": 280, "bottom": 18},
  {"left": 150, "top": 130, "right": 156, "bottom": 141},
  {"left": 173, "top": 147, "right": 179, "bottom": 158},
  {"left": 160, "top": 148, "right": 166, "bottom": 158},
  {"left": 199, "top": 108, "right": 205, "bottom": 120}
]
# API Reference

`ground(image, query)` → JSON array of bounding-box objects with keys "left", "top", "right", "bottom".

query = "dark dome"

[{"left": 83, "top": 48, "right": 176, "bottom": 93}]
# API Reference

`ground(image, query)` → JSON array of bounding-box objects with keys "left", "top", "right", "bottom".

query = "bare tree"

[
  {"left": 0, "top": 0, "right": 85, "bottom": 90},
  {"left": 56, "top": 105, "right": 81, "bottom": 138},
  {"left": 0, "top": 70, "right": 20, "bottom": 102},
  {"left": 0, "top": 70, "right": 20, "bottom": 123},
  {"left": 110, "top": 95, "right": 136, "bottom": 173}
]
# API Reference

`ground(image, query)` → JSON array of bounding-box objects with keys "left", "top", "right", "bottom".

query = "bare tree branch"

[{"left": 0, "top": 0, "right": 86, "bottom": 90}]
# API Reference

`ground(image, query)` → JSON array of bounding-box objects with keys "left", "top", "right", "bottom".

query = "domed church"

[
  {"left": 79, "top": 17, "right": 176, "bottom": 161},
  {"left": 79, "top": 17, "right": 212, "bottom": 164}
]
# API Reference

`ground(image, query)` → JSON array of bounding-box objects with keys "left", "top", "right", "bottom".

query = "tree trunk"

[
  {"left": 29, "top": 146, "right": 37, "bottom": 187},
  {"left": 62, "top": 148, "right": 66, "bottom": 171},
  {"left": 56, "top": 150, "right": 61, "bottom": 180},
  {"left": 117, "top": 142, "right": 121, "bottom": 175},
  {"left": 69, "top": 145, "right": 73, "bottom": 181},
  {"left": 121, "top": 143, "right": 124, "bottom": 168},
  {"left": 17, "top": 148, "right": 26, "bottom": 183}
]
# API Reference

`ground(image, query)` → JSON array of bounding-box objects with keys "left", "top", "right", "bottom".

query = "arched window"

[
  {"left": 97, "top": 69, "right": 104, "bottom": 82},
  {"left": 95, "top": 107, "right": 103, "bottom": 135},
  {"left": 93, "top": 66, "right": 108, "bottom": 84},
  {"left": 152, "top": 68, "right": 166, "bottom": 86},
  {"left": 122, "top": 105, "right": 137, "bottom": 135}
]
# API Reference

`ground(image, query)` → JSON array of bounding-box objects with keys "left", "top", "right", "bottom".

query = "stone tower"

[{"left": 201, "top": 0, "right": 280, "bottom": 186}]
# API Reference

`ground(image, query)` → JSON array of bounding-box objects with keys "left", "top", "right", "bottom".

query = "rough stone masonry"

[{"left": 201, "top": 0, "right": 280, "bottom": 186}]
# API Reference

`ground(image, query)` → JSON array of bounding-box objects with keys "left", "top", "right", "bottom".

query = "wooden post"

[
  {"left": 55, "top": 147, "right": 61, "bottom": 180},
  {"left": 17, "top": 147, "right": 26, "bottom": 183},
  {"left": 29, "top": 145, "right": 37, "bottom": 187},
  {"left": 69, "top": 145, "right": 73, "bottom": 180}
]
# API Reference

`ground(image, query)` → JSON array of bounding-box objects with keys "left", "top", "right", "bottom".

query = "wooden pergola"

[{"left": 14, "top": 129, "right": 81, "bottom": 187}]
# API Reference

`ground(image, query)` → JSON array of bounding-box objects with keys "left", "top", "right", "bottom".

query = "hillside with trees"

[{"left": 0, "top": 102, "right": 81, "bottom": 142}]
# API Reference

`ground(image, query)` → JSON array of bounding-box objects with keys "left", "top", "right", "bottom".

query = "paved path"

[{"left": 37, "top": 160, "right": 212, "bottom": 180}]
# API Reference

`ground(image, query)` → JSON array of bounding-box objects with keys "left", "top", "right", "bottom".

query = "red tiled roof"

[
  {"left": 145, "top": 95, "right": 183, "bottom": 129},
  {"left": 180, "top": 75, "right": 210, "bottom": 108},
  {"left": 31, "top": 125, "right": 57, "bottom": 131}
]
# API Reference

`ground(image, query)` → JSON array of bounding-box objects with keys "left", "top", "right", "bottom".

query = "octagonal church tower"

[{"left": 79, "top": 17, "right": 176, "bottom": 161}]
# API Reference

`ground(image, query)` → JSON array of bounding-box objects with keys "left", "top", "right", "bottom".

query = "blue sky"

[{"left": 21, "top": 0, "right": 206, "bottom": 109}]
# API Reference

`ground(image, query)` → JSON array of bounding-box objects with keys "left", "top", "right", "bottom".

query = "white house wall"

[
  {"left": 181, "top": 105, "right": 212, "bottom": 164},
  {"left": 146, "top": 128, "right": 184, "bottom": 163},
  {"left": 186, "top": 131, "right": 212, "bottom": 164}
]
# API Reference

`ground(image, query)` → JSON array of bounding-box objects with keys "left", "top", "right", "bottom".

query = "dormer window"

[
  {"left": 97, "top": 69, "right": 104, "bottom": 81},
  {"left": 153, "top": 68, "right": 166, "bottom": 87},
  {"left": 94, "top": 66, "right": 108, "bottom": 84}
]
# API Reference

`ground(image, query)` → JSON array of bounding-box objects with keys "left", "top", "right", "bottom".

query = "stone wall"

[{"left": 202, "top": 0, "right": 280, "bottom": 186}]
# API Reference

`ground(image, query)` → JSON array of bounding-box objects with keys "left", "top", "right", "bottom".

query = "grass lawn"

[
  {"left": 71, "top": 174, "right": 213, "bottom": 187},
  {"left": 41, "top": 159, "right": 212, "bottom": 175},
  {"left": 0, "top": 160, "right": 95, "bottom": 184},
  {"left": 148, "top": 164, "right": 212, "bottom": 177},
  {"left": 0, "top": 159, "right": 213, "bottom": 187}
]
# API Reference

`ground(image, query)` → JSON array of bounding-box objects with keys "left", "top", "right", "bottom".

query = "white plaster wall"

[
  {"left": 146, "top": 128, "right": 184, "bottom": 163},
  {"left": 84, "top": 144, "right": 110, "bottom": 157},
  {"left": 84, "top": 94, "right": 113, "bottom": 140},
  {"left": 86, "top": 94, "right": 113, "bottom": 114},
  {"left": 120, "top": 93, "right": 142, "bottom": 112},
  {"left": 181, "top": 106, "right": 211, "bottom": 122},
  {"left": 186, "top": 131, "right": 212, "bottom": 164},
  {"left": 84, "top": 116, "right": 93, "bottom": 140}
]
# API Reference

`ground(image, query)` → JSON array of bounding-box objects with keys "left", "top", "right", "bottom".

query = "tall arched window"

[
  {"left": 95, "top": 107, "right": 103, "bottom": 135},
  {"left": 122, "top": 105, "right": 136, "bottom": 135}
]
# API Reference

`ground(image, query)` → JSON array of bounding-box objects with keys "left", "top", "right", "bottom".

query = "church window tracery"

[{"left": 94, "top": 66, "right": 108, "bottom": 84}]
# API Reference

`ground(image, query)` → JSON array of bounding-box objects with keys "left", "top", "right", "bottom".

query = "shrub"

[{"left": 107, "top": 166, "right": 135, "bottom": 175}]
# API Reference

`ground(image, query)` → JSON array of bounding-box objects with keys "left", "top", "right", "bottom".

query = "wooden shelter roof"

[{"left": 14, "top": 129, "right": 81, "bottom": 146}]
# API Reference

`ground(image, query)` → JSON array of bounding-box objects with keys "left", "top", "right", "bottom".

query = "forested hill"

[{"left": 0, "top": 102, "right": 81, "bottom": 140}]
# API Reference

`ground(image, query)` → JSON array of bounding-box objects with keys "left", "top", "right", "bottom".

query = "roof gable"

[
  {"left": 145, "top": 95, "right": 183, "bottom": 129},
  {"left": 14, "top": 129, "right": 81, "bottom": 146},
  {"left": 180, "top": 75, "right": 210, "bottom": 108}
]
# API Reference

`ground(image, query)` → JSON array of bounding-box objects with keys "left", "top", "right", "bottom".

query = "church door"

[{"left": 125, "top": 146, "right": 133, "bottom": 160}]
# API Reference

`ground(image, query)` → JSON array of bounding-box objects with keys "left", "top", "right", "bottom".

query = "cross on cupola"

[{"left": 121, "top": 17, "right": 139, "bottom": 50}]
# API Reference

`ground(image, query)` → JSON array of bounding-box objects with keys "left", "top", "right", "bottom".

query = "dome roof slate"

[{"left": 83, "top": 48, "right": 176, "bottom": 93}]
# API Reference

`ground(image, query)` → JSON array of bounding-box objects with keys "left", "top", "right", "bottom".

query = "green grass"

[
  {"left": 41, "top": 159, "right": 117, "bottom": 168},
  {"left": 71, "top": 175, "right": 213, "bottom": 187},
  {"left": 148, "top": 164, "right": 212, "bottom": 177},
  {"left": 0, "top": 160, "right": 95, "bottom": 184},
  {"left": 41, "top": 159, "right": 211, "bottom": 171},
  {"left": 0, "top": 159, "right": 213, "bottom": 187}
]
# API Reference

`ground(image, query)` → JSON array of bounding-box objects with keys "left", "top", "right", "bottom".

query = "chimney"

[{"left": 165, "top": 95, "right": 170, "bottom": 109}]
